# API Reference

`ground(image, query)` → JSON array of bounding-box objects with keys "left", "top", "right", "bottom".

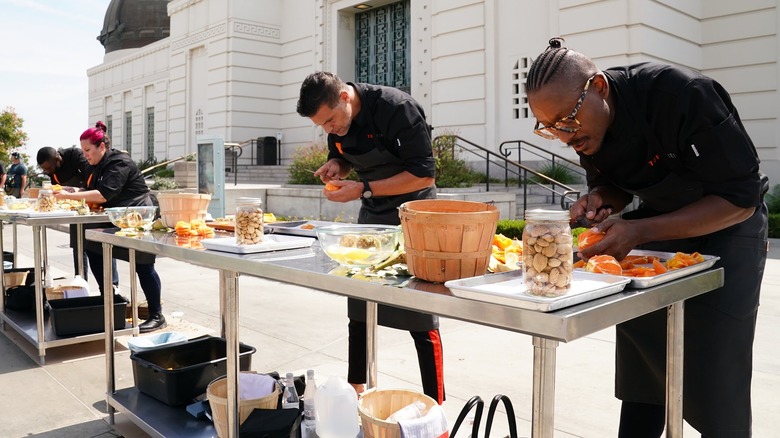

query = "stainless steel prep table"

[
  {"left": 89, "top": 229, "right": 724, "bottom": 438},
  {"left": 0, "top": 212, "right": 137, "bottom": 363}
]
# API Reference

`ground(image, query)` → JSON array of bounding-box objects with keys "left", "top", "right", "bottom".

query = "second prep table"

[
  {"left": 88, "top": 229, "right": 724, "bottom": 438},
  {"left": 0, "top": 211, "right": 138, "bottom": 363}
]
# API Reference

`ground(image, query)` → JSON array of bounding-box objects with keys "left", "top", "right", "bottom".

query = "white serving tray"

[
  {"left": 445, "top": 270, "right": 630, "bottom": 312},
  {"left": 200, "top": 234, "right": 316, "bottom": 254},
  {"left": 264, "top": 220, "right": 339, "bottom": 238},
  {"left": 578, "top": 249, "right": 720, "bottom": 289}
]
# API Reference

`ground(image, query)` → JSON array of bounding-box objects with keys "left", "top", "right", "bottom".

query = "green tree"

[{"left": 0, "top": 107, "right": 29, "bottom": 163}]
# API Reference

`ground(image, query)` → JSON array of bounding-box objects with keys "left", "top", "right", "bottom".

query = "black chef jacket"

[
  {"left": 584, "top": 62, "right": 767, "bottom": 436},
  {"left": 50, "top": 146, "right": 89, "bottom": 187},
  {"left": 327, "top": 82, "right": 438, "bottom": 331}
]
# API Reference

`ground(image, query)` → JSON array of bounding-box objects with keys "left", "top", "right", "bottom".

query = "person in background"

[
  {"left": 526, "top": 38, "right": 767, "bottom": 437},
  {"left": 54, "top": 122, "right": 166, "bottom": 333},
  {"left": 6, "top": 152, "right": 27, "bottom": 198},
  {"left": 0, "top": 160, "right": 6, "bottom": 192},
  {"left": 297, "top": 71, "right": 445, "bottom": 404},
  {"left": 36, "top": 146, "right": 119, "bottom": 285}
]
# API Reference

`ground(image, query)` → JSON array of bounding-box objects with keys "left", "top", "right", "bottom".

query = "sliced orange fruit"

[
  {"left": 665, "top": 252, "right": 704, "bottom": 270},
  {"left": 585, "top": 255, "right": 623, "bottom": 275},
  {"left": 492, "top": 233, "right": 513, "bottom": 250},
  {"left": 577, "top": 228, "right": 606, "bottom": 250}
]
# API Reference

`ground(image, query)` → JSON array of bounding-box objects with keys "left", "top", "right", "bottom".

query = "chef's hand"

[
  {"left": 313, "top": 160, "right": 342, "bottom": 183},
  {"left": 570, "top": 193, "right": 612, "bottom": 227},
  {"left": 577, "top": 219, "right": 639, "bottom": 261},
  {"left": 322, "top": 180, "right": 363, "bottom": 203}
]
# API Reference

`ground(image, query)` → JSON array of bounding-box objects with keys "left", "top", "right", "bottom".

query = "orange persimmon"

[
  {"left": 652, "top": 258, "right": 668, "bottom": 274},
  {"left": 492, "top": 233, "right": 513, "bottom": 250},
  {"left": 577, "top": 228, "right": 606, "bottom": 250},
  {"left": 585, "top": 255, "right": 623, "bottom": 275},
  {"left": 666, "top": 252, "right": 705, "bottom": 270},
  {"left": 324, "top": 181, "right": 341, "bottom": 191}
]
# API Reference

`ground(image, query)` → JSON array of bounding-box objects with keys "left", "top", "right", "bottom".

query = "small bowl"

[
  {"left": 105, "top": 206, "right": 158, "bottom": 231},
  {"left": 316, "top": 225, "right": 401, "bottom": 267}
]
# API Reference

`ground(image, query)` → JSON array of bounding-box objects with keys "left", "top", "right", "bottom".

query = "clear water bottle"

[
  {"left": 282, "top": 372, "right": 300, "bottom": 410},
  {"left": 315, "top": 375, "right": 359, "bottom": 438},
  {"left": 302, "top": 369, "right": 319, "bottom": 438}
]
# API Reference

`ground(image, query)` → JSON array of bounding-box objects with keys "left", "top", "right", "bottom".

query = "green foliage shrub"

[
  {"left": 288, "top": 143, "right": 356, "bottom": 185},
  {"left": 530, "top": 163, "right": 581, "bottom": 185},
  {"left": 765, "top": 185, "right": 780, "bottom": 214},
  {"left": 496, "top": 219, "right": 587, "bottom": 245},
  {"left": 432, "top": 133, "right": 482, "bottom": 188},
  {"left": 150, "top": 175, "right": 179, "bottom": 191},
  {"left": 769, "top": 214, "right": 780, "bottom": 239}
]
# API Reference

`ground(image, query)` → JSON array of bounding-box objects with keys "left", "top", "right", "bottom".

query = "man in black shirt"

[
  {"left": 526, "top": 38, "right": 767, "bottom": 437},
  {"left": 297, "top": 72, "right": 444, "bottom": 403},
  {"left": 36, "top": 146, "right": 118, "bottom": 284},
  {"left": 36, "top": 146, "right": 89, "bottom": 188}
]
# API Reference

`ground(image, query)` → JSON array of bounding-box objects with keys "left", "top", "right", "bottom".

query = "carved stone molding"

[
  {"left": 170, "top": 23, "right": 227, "bottom": 50},
  {"left": 233, "top": 21, "right": 280, "bottom": 39}
]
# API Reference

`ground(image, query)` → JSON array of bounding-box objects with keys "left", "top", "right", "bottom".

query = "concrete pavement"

[{"left": 1, "top": 223, "right": 779, "bottom": 437}]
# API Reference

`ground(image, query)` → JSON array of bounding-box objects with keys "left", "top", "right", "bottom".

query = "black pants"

[
  {"left": 616, "top": 205, "right": 767, "bottom": 437},
  {"left": 347, "top": 319, "right": 445, "bottom": 404},
  {"left": 72, "top": 249, "right": 119, "bottom": 285},
  {"left": 86, "top": 250, "right": 163, "bottom": 315}
]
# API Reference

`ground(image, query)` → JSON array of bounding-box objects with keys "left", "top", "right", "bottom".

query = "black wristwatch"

[{"left": 360, "top": 180, "right": 373, "bottom": 199}]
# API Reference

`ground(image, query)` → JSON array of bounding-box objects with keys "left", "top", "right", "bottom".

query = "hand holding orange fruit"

[{"left": 324, "top": 181, "right": 341, "bottom": 191}]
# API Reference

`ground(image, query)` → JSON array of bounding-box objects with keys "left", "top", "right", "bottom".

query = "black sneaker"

[{"left": 139, "top": 313, "right": 167, "bottom": 333}]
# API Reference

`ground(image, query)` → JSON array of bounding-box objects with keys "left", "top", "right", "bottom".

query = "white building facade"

[{"left": 87, "top": 0, "right": 780, "bottom": 181}]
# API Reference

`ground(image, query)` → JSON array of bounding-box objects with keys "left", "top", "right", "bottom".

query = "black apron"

[
  {"left": 340, "top": 136, "right": 438, "bottom": 331},
  {"left": 612, "top": 85, "right": 768, "bottom": 435}
]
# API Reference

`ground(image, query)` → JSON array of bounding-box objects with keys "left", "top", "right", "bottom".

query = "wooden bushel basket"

[
  {"left": 156, "top": 192, "right": 211, "bottom": 228},
  {"left": 358, "top": 389, "right": 438, "bottom": 438},
  {"left": 207, "top": 372, "right": 280, "bottom": 438},
  {"left": 399, "top": 199, "right": 499, "bottom": 283}
]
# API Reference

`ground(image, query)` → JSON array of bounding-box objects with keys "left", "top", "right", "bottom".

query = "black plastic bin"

[
  {"left": 3, "top": 267, "right": 37, "bottom": 311},
  {"left": 130, "top": 336, "right": 256, "bottom": 406},
  {"left": 47, "top": 294, "right": 128, "bottom": 336}
]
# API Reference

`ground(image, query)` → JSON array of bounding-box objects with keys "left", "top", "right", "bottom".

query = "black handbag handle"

[
  {"left": 484, "top": 394, "right": 518, "bottom": 438},
  {"left": 450, "top": 395, "right": 484, "bottom": 438}
]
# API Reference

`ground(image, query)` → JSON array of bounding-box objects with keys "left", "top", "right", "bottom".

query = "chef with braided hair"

[{"left": 526, "top": 38, "right": 767, "bottom": 437}]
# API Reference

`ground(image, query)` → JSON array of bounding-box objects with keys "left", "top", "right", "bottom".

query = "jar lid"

[
  {"left": 524, "top": 209, "right": 569, "bottom": 221},
  {"left": 39, "top": 189, "right": 53, "bottom": 196},
  {"left": 236, "top": 197, "right": 263, "bottom": 205}
]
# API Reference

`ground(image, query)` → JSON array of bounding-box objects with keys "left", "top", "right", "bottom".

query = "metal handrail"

[
  {"left": 225, "top": 140, "right": 254, "bottom": 185},
  {"left": 499, "top": 139, "right": 586, "bottom": 184},
  {"left": 140, "top": 153, "right": 195, "bottom": 175},
  {"left": 436, "top": 135, "right": 581, "bottom": 210}
]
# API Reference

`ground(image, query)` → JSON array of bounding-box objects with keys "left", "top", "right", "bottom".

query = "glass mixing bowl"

[
  {"left": 315, "top": 225, "right": 401, "bottom": 267},
  {"left": 105, "top": 206, "right": 158, "bottom": 231}
]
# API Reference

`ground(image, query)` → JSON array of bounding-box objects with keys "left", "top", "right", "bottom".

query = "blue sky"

[{"left": 0, "top": 0, "right": 111, "bottom": 157}]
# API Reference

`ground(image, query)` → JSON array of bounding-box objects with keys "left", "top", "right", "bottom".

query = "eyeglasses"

[{"left": 533, "top": 74, "right": 597, "bottom": 140}]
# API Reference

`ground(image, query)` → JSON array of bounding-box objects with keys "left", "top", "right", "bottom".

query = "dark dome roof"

[{"left": 98, "top": 0, "right": 170, "bottom": 53}]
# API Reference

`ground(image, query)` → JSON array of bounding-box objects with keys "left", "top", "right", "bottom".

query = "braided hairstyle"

[
  {"left": 79, "top": 121, "right": 111, "bottom": 149},
  {"left": 526, "top": 37, "right": 595, "bottom": 94}
]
